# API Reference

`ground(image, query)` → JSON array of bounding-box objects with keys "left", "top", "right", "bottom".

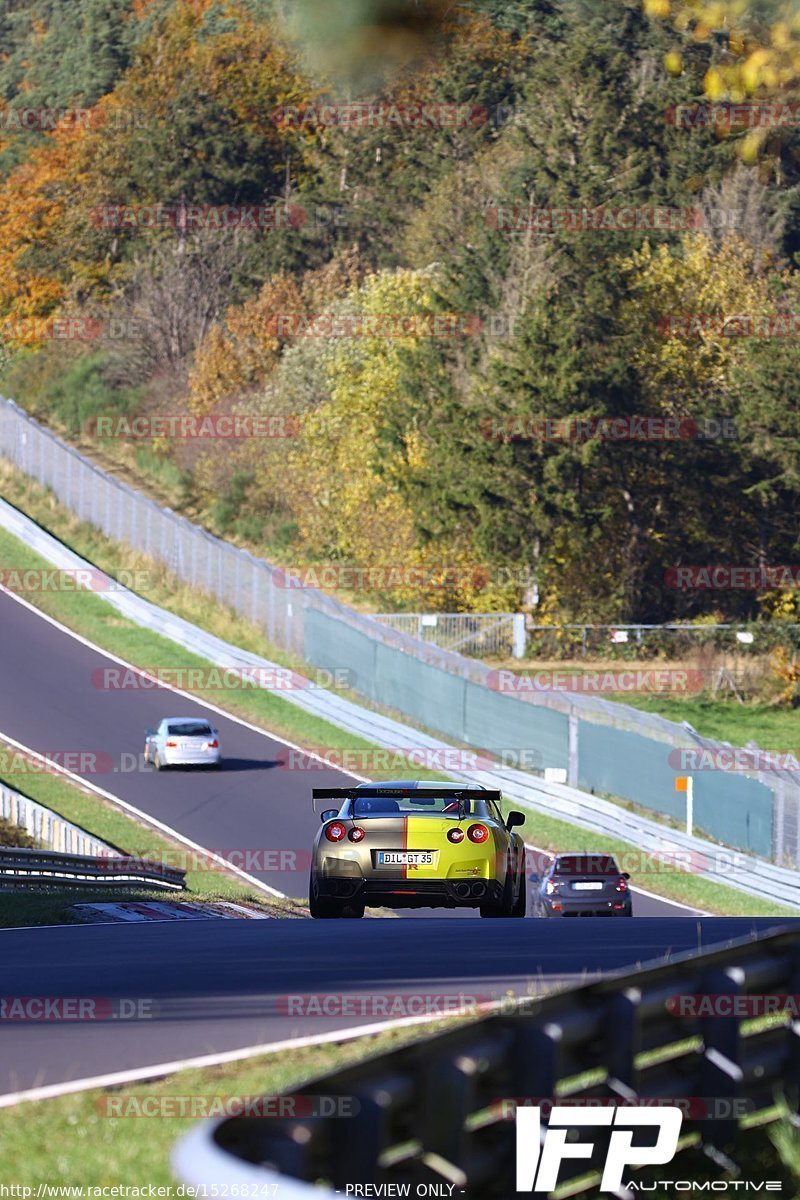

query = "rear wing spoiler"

[{"left": 311, "top": 786, "right": 503, "bottom": 812}]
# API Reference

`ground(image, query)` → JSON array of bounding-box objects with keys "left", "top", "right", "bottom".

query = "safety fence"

[
  {"left": 2, "top": 397, "right": 800, "bottom": 866},
  {"left": 173, "top": 925, "right": 800, "bottom": 1197},
  {"left": 373, "top": 611, "right": 525, "bottom": 658}
]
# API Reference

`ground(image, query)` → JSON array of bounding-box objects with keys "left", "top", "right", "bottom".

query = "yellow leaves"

[
  {"left": 645, "top": 0, "right": 671, "bottom": 17},
  {"left": 704, "top": 67, "right": 725, "bottom": 99},
  {"left": 664, "top": 49, "right": 683, "bottom": 75},
  {"left": 620, "top": 233, "right": 772, "bottom": 409}
]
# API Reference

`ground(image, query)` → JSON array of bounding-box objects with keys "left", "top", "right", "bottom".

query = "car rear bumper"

[
  {"left": 317, "top": 876, "right": 504, "bottom": 909},
  {"left": 540, "top": 897, "right": 632, "bottom": 916},
  {"left": 161, "top": 748, "right": 220, "bottom": 767}
]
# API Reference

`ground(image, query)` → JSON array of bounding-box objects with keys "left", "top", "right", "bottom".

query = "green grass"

[
  {"left": 624, "top": 692, "right": 800, "bottom": 751},
  {"left": 0, "top": 1017, "right": 473, "bottom": 1183},
  {"left": 0, "top": 468, "right": 797, "bottom": 920}
]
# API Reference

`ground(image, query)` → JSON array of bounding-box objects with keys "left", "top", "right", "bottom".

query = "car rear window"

[
  {"left": 167, "top": 722, "right": 212, "bottom": 737},
  {"left": 352, "top": 794, "right": 478, "bottom": 817},
  {"left": 554, "top": 854, "right": 619, "bottom": 875}
]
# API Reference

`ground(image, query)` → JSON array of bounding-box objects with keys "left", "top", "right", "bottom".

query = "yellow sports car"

[{"left": 308, "top": 780, "right": 527, "bottom": 918}]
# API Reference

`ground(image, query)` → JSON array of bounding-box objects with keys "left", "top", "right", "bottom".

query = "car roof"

[
  {"left": 162, "top": 716, "right": 212, "bottom": 724},
  {"left": 354, "top": 780, "right": 488, "bottom": 791}
]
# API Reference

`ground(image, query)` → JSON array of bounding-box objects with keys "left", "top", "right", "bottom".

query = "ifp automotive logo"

[{"left": 515, "top": 1104, "right": 683, "bottom": 1192}]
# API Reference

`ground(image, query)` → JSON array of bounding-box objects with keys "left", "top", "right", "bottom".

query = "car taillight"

[
  {"left": 324, "top": 822, "right": 347, "bottom": 842},
  {"left": 207, "top": 740, "right": 219, "bottom": 748},
  {"left": 447, "top": 828, "right": 465, "bottom": 843},
  {"left": 545, "top": 880, "right": 559, "bottom": 894},
  {"left": 348, "top": 827, "right": 365, "bottom": 843},
  {"left": 467, "top": 823, "right": 489, "bottom": 843},
  {"left": 615, "top": 876, "right": 628, "bottom": 893},
  {"left": 165, "top": 740, "right": 177, "bottom": 747}
]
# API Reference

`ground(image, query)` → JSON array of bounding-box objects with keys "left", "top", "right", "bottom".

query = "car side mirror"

[
  {"left": 506, "top": 811, "right": 525, "bottom": 830},
  {"left": 320, "top": 808, "right": 339, "bottom": 822},
  {"left": 145, "top": 728, "right": 153, "bottom": 737},
  {"left": 623, "top": 872, "right": 631, "bottom": 880}
]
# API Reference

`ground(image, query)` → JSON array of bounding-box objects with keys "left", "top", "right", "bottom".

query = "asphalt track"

[
  {"left": 2, "top": 916, "right": 797, "bottom": 1097},
  {"left": 0, "top": 588, "right": 695, "bottom": 916}
]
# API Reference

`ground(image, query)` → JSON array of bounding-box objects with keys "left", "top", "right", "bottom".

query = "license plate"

[
  {"left": 377, "top": 851, "right": 433, "bottom": 866},
  {"left": 572, "top": 881, "right": 603, "bottom": 891}
]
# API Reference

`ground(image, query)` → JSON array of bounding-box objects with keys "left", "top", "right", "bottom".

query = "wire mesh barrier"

[
  {"left": 2, "top": 397, "right": 800, "bottom": 865},
  {"left": 373, "top": 612, "right": 525, "bottom": 658},
  {"left": 173, "top": 927, "right": 800, "bottom": 1197},
  {"left": 525, "top": 622, "right": 800, "bottom": 660}
]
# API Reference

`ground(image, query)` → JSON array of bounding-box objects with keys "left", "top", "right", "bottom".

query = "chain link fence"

[
  {"left": 2, "top": 396, "right": 799, "bottom": 867},
  {"left": 373, "top": 612, "right": 525, "bottom": 658}
]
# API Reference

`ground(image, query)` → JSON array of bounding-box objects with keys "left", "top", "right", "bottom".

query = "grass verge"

[{"left": 0, "top": 1017, "right": 474, "bottom": 1183}]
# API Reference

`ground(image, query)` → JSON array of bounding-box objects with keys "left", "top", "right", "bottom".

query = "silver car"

[{"left": 144, "top": 717, "right": 221, "bottom": 769}]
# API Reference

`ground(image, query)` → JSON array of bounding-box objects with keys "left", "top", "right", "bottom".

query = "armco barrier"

[
  {"left": 173, "top": 926, "right": 800, "bottom": 1197},
  {"left": 0, "top": 847, "right": 185, "bottom": 891},
  {"left": 1, "top": 398, "right": 800, "bottom": 865},
  {"left": 1, "top": 497, "right": 798, "bottom": 911}
]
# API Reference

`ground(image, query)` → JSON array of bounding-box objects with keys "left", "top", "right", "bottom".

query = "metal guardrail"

[
  {"left": 173, "top": 926, "right": 800, "bottom": 1197},
  {"left": 0, "top": 847, "right": 185, "bottom": 891},
  {"left": 1, "top": 496, "right": 799, "bottom": 910}
]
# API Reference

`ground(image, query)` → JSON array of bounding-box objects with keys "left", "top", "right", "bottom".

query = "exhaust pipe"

[
  {"left": 471, "top": 881, "right": 486, "bottom": 897},
  {"left": 454, "top": 882, "right": 471, "bottom": 899}
]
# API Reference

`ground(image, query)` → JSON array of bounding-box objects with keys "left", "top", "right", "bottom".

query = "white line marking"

[{"left": 0, "top": 1011, "right": 466, "bottom": 1108}]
